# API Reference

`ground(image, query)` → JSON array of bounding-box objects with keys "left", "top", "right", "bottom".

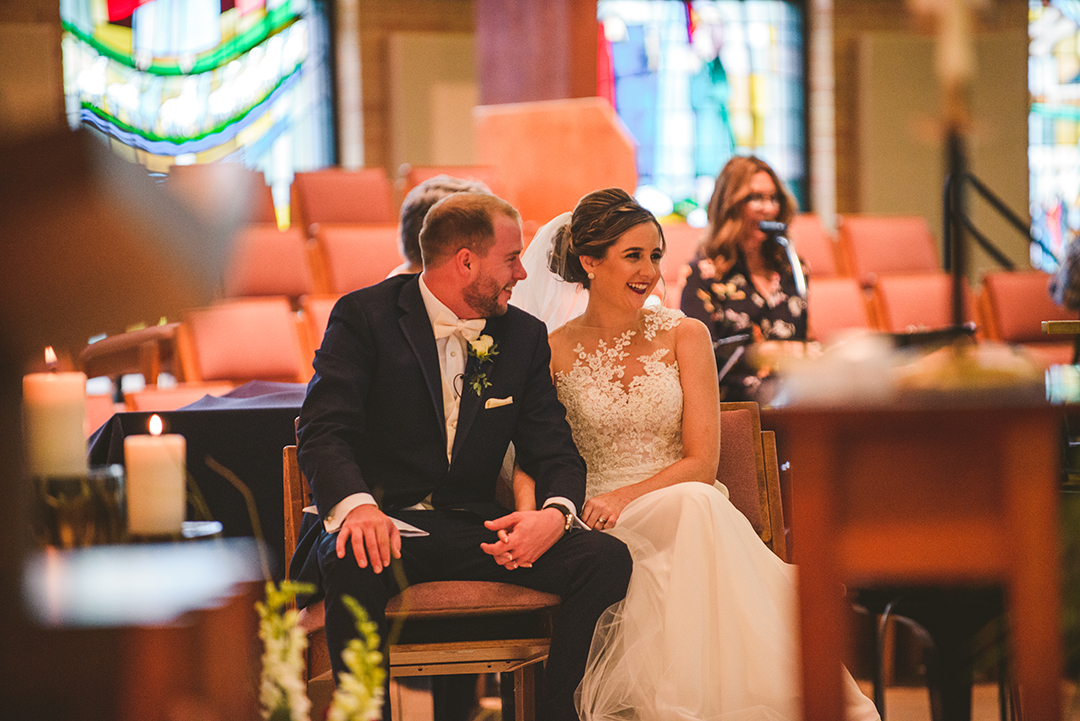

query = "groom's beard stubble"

[{"left": 463, "top": 271, "right": 511, "bottom": 318}]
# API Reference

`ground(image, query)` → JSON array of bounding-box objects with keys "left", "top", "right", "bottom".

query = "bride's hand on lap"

[
  {"left": 583, "top": 488, "right": 634, "bottom": 530},
  {"left": 481, "top": 509, "right": 565, "bottom": 569}
]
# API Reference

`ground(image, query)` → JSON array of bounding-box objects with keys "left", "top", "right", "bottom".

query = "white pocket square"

[{"left": 485, "top": 396, "right": 513, "bottom": 409}]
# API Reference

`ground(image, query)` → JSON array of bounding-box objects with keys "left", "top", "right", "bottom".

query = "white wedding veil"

[{"left": 510, "top": 211, "right": 590, "bottom": 332}]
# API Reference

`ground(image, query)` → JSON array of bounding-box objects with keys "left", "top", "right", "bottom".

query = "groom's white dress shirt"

[{"left": 322, "top": 275, "right": 574, "bottom": 533}]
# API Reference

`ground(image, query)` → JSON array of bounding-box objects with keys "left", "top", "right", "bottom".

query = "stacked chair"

[
  {"left": 224, "top": 224, "right": 316, "bottom": 303},
  {"left": 660, "top": 222, "right": 705, "bottom": 308},
  {"left": 788, "top": 213, "right": 875, "bottom": 344},
  {"left": 979, "top": 269, "right": 1075, "bottom": 367},
  {"left": 292, "top": 167, "right": 397, "bottom": 234},
  {"left": 837, "top": 215, "right": 941, "bottom": 289},
  {"left": 78, "top": 165, "right": 411, "bottom": 414},
  {"left": 175, "top": 297, "right": 313, "bottom": 385},
  {"left": 310, "top": 223, "right": 402, "bottom": 295},
  {"left": 869, "top": 273, "right": 977, "bottom": 336}
]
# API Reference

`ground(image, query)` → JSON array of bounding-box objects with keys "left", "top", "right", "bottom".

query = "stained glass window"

[
  {"left": 60, "top": 0, "right": 334, "bottom": 218},
  {"left": 1029, "top": 0, "right": 1080, "bottom": 270},
  {"left": 597, "top": 0, "right": 805, "bottom": 224}
]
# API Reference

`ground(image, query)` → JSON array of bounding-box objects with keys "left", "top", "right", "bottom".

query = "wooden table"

[
  {"left": 779, "top": 401, "right": 1061, "bottom": 721},
  {"left": 15, "top": 538, "right": 263, "bottom": 720}
]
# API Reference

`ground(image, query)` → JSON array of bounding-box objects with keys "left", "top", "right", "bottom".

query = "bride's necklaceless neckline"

[{"left": 570, "top": 308, "right": 649, "bottom": 333}]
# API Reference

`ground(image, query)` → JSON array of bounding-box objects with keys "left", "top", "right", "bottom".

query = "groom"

[{"left": 291, "top": 192, "right": 633, "bottom": 721}]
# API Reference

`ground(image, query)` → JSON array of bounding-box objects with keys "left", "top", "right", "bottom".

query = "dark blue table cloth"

[{"left": 87, "top": 381, "right": 306, "bottom": 579}]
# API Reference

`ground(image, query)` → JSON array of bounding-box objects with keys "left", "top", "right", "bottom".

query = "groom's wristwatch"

[{"left": 545, "top": 503, "right": 574, "bottom": 535}]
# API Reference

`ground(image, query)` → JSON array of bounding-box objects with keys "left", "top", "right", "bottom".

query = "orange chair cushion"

[
  {"left": 301, "top": 294, "right": 342, "bottom": 353},
  {"left": 983, "top": 270, "right": 1073, "bottom": 343},
  {"left": 315, "top": 224, "right": 404, "bottom": 294},
  {"left": 872, "top": 272, "right": 974, "bottom": 333},
  {"left": 718, "top": 408, "right": 763, "bottom": 535},
  {"left": 386, "top": 581, "right": 560, "bottom": 620},
  {"left": 225, "top": 224, "right": 314, "bottom": 298},
  {"left": 660, "top": 223, "right": 705, "bottom": 308},
  {"left": 838, "top": 215, "right": 940, "bottom": 287},
  {"left": 294, "top": 580, "right": 560, "bottom": 653},
  {"left": 789, "top": 214, "right": 839, "bottom": 278},
  {"left": 807, "top": 277, "right": 872, "bottom": 344},
  {"left": 294, "top": 168, "right": 395, "bottom": 229},
  {"left": 184, "top": 298, "right": 306, "bottom": 382}
]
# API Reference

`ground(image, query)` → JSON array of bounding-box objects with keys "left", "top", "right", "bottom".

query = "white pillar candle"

[
  {"left": 22, "top": 351, "right": 88, "bottom": 477},
  {"left": 125, "top": 414, "right": 187, "bottom": 536}
]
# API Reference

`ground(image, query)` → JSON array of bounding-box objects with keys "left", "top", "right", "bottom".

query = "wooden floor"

[
  {"left": 387, "top": 679, "right": 1080, "bottom": 720},
  {"left": 861, "top": 681, "right": 1080, "bottom": 721},
  {"left": 469, "top": 681, "right": 1077, "bottom": 720}
]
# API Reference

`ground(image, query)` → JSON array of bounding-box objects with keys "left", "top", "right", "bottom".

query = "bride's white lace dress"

[{"left": 554, "top": 306, "right": 878, "bottom": 721}]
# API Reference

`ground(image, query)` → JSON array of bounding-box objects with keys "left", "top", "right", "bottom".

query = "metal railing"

[{"left": 942, "top": 170, "right": 1054, "bottom": 273}]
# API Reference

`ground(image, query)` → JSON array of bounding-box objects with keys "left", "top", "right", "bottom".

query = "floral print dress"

[{"left": 679, "top": 251, "right": 808, "bottom": 402}]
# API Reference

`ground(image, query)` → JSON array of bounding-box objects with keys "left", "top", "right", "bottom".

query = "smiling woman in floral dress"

[{"left": 679, "top": 156, "right": 807, "bottom": 403}]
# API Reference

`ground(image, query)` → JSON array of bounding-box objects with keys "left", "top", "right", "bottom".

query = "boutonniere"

[{"left": 465, "top": 334, "right": 499, "bottom": 396}]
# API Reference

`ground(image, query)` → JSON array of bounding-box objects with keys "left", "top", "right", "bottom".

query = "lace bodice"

[{"left": 554, "top": 307, "right": 685, "bottom": 500}]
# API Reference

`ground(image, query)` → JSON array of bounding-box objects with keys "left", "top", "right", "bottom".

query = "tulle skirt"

[{"left": 575, "top": 482, "right": 880, "bottom": 721}]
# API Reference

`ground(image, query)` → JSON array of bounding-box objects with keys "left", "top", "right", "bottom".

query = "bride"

[{"left": 511, "top": 188, "right": 879, "bottom": 721}]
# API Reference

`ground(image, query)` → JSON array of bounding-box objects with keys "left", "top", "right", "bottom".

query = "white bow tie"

[{"left": 432, "top": 313, "right": 486, "bottom": 343}]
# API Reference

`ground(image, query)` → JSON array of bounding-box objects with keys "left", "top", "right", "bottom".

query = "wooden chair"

[
  {"left": 293, "top": 168, "right": 396, "bottom": 234},
  {"left": 282, "top": 445, "right": 559, "bottom": 721},
  {"left": 176, "top": 298, "right": 312, "bottom": 384},
  {"left": 789, "top": 213, "right": 844, "bottom": 278},
  {"left": 837, "top": 215, "right": 940, "bottom": 289},
  {"left": 718, "top": 401, "right": 787, "bottom": 561},
  {"left": 283, "top": 403, "right": 787, "bottom": 717},
  {"left": 79, "top": 322, "right": 181, "bottom": 387},
  {"left": 224, "top": 224, "right": 315, "bottom": 302},
  {"left": 980, "top": 270, "right": 1075, "bottom": 368},
  {"left": 807, "top": 277, "right": 875, "bottom": 346},
  {"left": 869, "top": 272, "right": 977, "bottom": 336},
  {"left": 311, "top": 224, "right": 404, "bottom": 295}
]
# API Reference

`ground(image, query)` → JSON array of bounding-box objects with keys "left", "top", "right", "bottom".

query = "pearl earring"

[{"left": 587, "top": 272, "right": 595, "bottom": 280}]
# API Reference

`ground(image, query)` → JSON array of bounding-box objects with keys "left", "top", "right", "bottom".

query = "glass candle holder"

[{"left": 33, "top": 465, "right": 126, "bottom": 549}]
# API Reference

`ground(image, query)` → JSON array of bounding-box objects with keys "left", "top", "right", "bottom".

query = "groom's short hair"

[{"left": 419, "top": 192, "right": 520, "bottom": 269}]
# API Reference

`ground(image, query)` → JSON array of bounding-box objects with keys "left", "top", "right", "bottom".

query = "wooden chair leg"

[
  {"left": 873, "top": 598, "right": 900, "bottom": 719},
  {"left": 512, "top": 664, "right": 537, "bottom": 721}
]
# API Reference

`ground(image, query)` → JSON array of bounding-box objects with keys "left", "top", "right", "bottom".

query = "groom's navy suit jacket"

[{"left": 289, "top": 274, "right": 587, "bottom": 591}]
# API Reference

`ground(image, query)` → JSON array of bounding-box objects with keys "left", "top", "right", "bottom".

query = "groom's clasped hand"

[
  {"left": 480, "top": 508, "right": 566, "bottom": 570},
  {"left": 333, "top": 502, "right": 566, "bottom": 575}
]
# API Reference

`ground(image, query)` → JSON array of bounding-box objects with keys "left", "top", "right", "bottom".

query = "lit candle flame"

[
  {"left": 149, "top": 414, "right": 163, "bottom": 436},
  {"left": 44, "top": 346, "right": 58, "bottom": 371}
]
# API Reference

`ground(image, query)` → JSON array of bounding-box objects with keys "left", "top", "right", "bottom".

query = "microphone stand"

[{"left": 759, "top": 221, "right": 807, "bottom": 299}]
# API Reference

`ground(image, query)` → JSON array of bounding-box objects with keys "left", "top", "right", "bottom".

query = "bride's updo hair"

[{"left": 549, "top": 188, "right": 665, "bottom": 289}]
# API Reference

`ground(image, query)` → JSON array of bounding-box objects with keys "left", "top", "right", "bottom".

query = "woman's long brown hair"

[{"left": 701, "top": 156, "right": 797, "bottom": 273}]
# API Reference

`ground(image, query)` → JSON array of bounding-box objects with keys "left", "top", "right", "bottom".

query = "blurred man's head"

[{"left": 398, "top": 175, "right": 491, "bottom": 271}]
